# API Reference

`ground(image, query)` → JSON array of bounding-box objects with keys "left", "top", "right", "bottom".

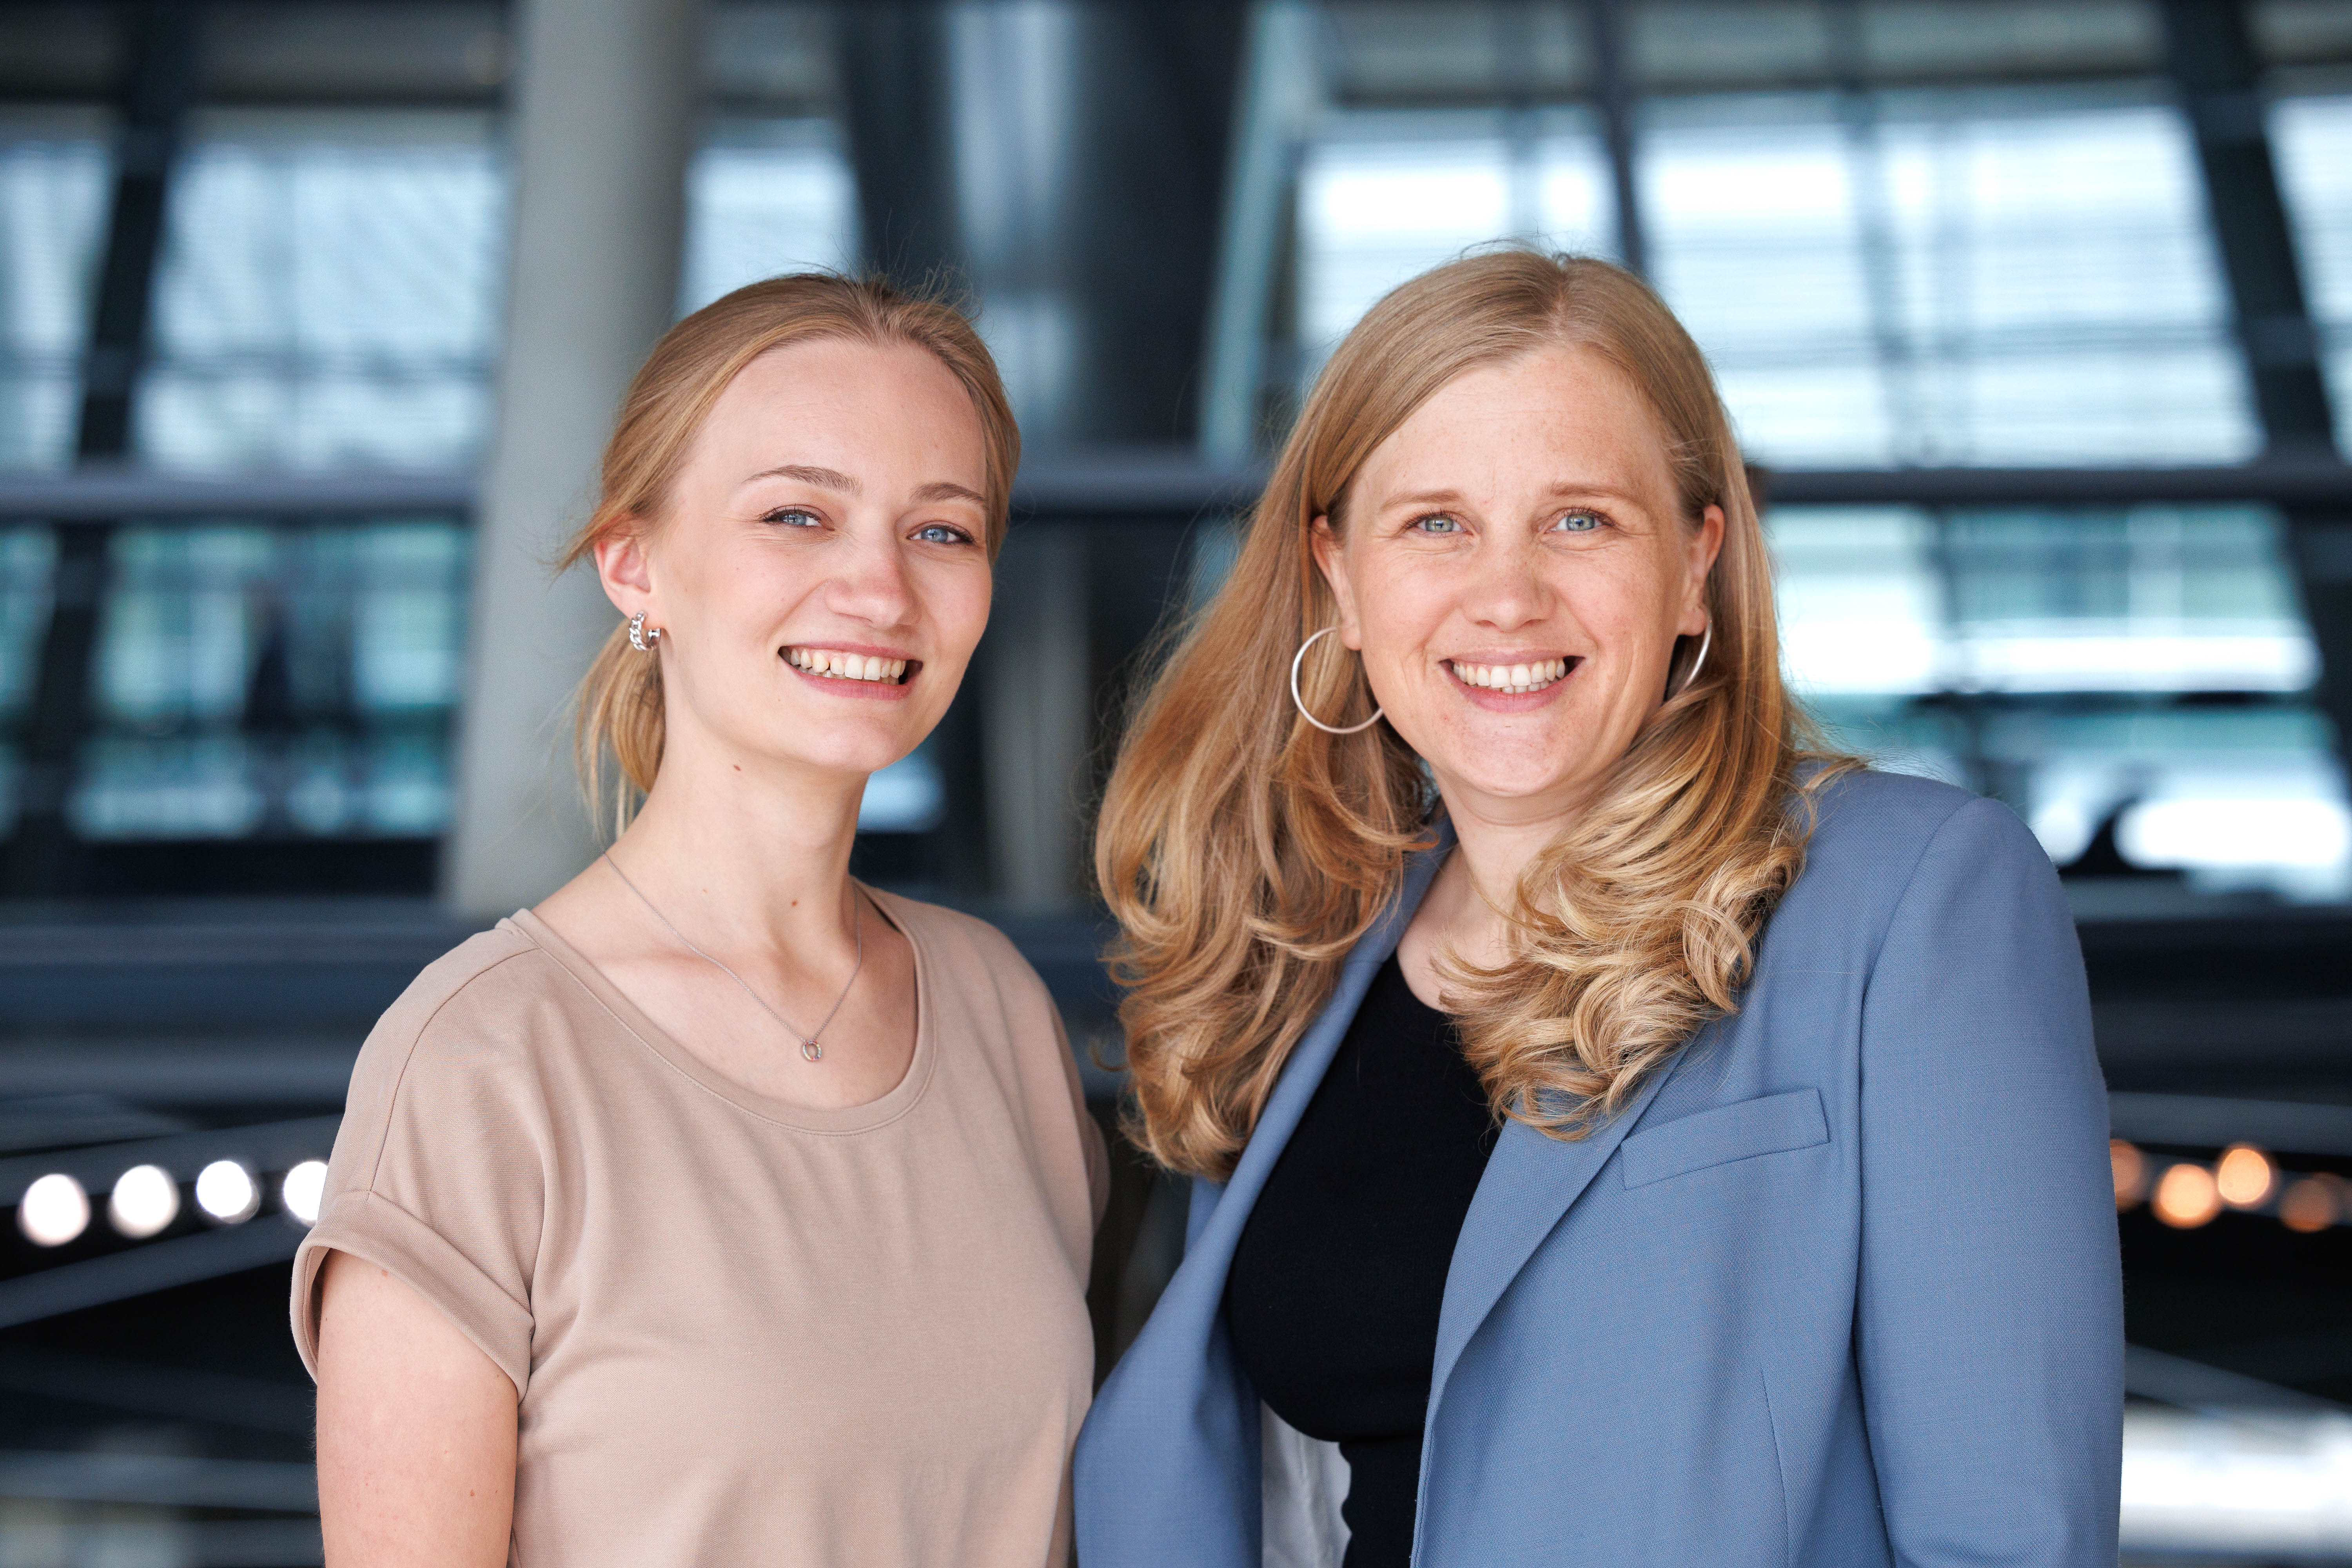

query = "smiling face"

[
  {"left": 1312, "top": 344, "right": 1723, "bottom": 827},
  {"left": 595, "top": 335, "right": 994, "bottom": 787}
]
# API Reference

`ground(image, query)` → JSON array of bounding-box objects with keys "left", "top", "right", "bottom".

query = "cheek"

[
  {"left": 920, "top": 566, "right": 994, "bottom": 664},
  {"left": 1351, "top": 562, "right": 1449, "bottom": 650},
  {"left": 1573, "top": 559, "right": 1682, "bottom": 650}
]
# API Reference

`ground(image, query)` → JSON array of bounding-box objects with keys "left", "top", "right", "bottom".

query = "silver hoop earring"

[
  {"left": 1674, "top": 622, "right": 1711, "bottom": 698},
  {"left": 1290, "top": 627, "right": 1385, "bottom": 736},
  {"left": 628, "top": 611, "right": 663, "bottom": 653}
]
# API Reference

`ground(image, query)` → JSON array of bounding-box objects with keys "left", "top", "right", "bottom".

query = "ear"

[
  {"left": 1680, "top": 505, "right": 1726, "bottom": 636},
  {"left": 593, "top": 523, "right": 655, "bottom": 621},
  {"left": 1308, "top": 515, "right": 1364, "bottom": 649}
]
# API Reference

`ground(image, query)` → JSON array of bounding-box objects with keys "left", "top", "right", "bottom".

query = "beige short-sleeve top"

[{"left": 291, "top": 888, "right": 1107, "bottom": 1568}]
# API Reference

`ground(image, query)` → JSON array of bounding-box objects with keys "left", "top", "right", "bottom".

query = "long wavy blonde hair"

[
  {"left": 559, "top": 273, "right": 1018, "bottom": 837},
  {"left": 1094, "top": 251, "right": 1850, "bottom": 1180}
]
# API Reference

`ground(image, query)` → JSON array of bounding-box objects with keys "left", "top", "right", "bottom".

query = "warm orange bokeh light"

[
  {"left": 2111, "top": 1140, "right": 2146, "bottom": 1209},
  {"left": 2153, "top": 1163, "right": 2222, "bottom": 1229},
  {"left": 2216, "top": 1144, "right": 2276, "bottom": 1209},
  {"left": 2279, "top": 1177, "right": 2338, "bottom": 1234}
]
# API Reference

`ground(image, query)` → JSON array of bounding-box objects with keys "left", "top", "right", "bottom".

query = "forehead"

[
  {"left": 693, "top": 336, "right": 987, "bottom": 477},
  {"left": 1355, "top": 344, "right": 1676, "bottom": 505}
]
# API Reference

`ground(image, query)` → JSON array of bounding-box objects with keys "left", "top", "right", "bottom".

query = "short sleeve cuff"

[{"left": 291, "top": 1189, "right": 534, "bottom": 1400}]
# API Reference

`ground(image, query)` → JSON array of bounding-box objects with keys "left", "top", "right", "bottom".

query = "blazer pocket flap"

[{"left": 1619, "top": 1088, "right": 1829, "bottom": 1189}]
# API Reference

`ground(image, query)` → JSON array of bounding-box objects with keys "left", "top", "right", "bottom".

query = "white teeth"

[
  {"left": 787, "top": 648, "right": 908, "bottom": 683},
  {"left": 1452, "top": 657, "right": 1567, "bottom": 694}
]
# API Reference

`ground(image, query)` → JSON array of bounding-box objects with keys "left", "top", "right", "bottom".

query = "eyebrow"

[
  {"left": 1381, "top": 483, "right": 1646, "bottom": 509},
  {"left": 743, "top": 466, "right": 984, "bottom": 508},
  {"left": 747, "top": 464, "right": 860, "bottom": 495}
]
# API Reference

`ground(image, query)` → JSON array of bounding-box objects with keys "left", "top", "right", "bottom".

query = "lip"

[
  {"left": 780, "top": 641, "right": 922, "bottom": 701},
  {"left": 1443, "top": 653, "right": 1579, "bottom": 711}
]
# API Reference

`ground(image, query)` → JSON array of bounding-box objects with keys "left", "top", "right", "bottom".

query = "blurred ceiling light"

[
  {"left": 17, "top": 1173, "right": 90, "bottom": 1247},
  {"left": 281, "top": 1161, "right": 328, "bottom": 1227},
  {"left": 2111, "top": 1140, "right": 2147, "bottom": 1209},
  {"left": 107, "top": 1164, "right": 179, "bottom": 1240},
  {"left": 195, "top": 1161, "right": 259, "bottom": 1224},
  {"left": 2153, "top": 1163, "right": 2223, "bottom": 1229},
  {"left": 2279, "top": 1176, "right": 2339, "bottom": 1234},
  {"left": 2216, "top": 1144, "right": 2277, "bottom": 1209}
]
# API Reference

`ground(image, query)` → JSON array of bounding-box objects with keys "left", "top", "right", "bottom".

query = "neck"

[
  {"left": 604, "top": 724, "right": 867, "bottom": 953},
  {"left": 1419, "top": 782, "right": 1589, "bottom": 968}
]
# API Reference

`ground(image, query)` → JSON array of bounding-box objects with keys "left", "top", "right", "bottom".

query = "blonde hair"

[
  {"left": 559, "top": 274, "right": 1018, "bottom": 835},
  {"left": 1094, "top": 251, "right": 1851, "bottom": 1180}
]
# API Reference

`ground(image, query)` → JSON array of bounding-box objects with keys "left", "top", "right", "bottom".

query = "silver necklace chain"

[{"left": 600, "top": 852, "right": 863, "bottom": 1063}]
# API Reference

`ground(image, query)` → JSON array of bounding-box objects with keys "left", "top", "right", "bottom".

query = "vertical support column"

[
  {"left": 6, "top": 0, "right": 202, "bottom": 897},
  {"left": 982, "top": 527, "right": 1089, "bottom": 909},
  {"left": 1588, "top": 0, "right": 1647, "bottom": 279},
  {"left": 443, "top": 0, "right": 702, "bottom": 916},
  {"left": 836, "top": 3, "right": 963, "bottom": 292},
  {"left": 1199, "top": 0, "right": 1321, "bottom": 468},
  {"left": 2159, "top": 0, "right": 2352, "bottom": 769}
]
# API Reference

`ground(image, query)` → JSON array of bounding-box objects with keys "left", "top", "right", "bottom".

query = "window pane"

[
  {"left": 1644, "top": 89, "right": 2256, "bottom": 465},
  {"left": 73, "top": 520, "right": 467, "bottom": 840},
  {"left": 1297, "top": 108, "right": 1615, "bottom": 356},
  {"left": 139, "top": 111, "right": 506, "bottom": 472},
  {"left": 680, "top": 119, "right": 859, "bottom": 313},
  {"left": 0, "top": 112, "right": 109, "bottom": 470},
  {"left": 1773, "top": 503, "right": 2346, "bottom": 900}
]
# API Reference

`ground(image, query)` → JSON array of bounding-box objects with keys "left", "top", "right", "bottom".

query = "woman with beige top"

[{"left": 291, "top": 274, "right": 1107, "bottom": 1567}]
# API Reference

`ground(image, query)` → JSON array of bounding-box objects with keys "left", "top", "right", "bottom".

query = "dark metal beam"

[
  {"left": 1587, "top": 0, "right": 1647, "bottom": 277},
  {"left": 8, "top": 455, "right": 2352, "bottom": 526},
  {"left": 7, "top": 1, "right": 204, "bottom": 898},
  {"left": 0, "top": 1220, "right": 301, "bottom": 1331},
  {"left": 0, "top": 468, "right": 474, "bottom": 521},
  {"left": 0, "top": 1448, "right": 316, "bottom": 1512},
  {"left": 834, "top": 2, "right": 963, "bottom": 294},
  {"left": 0, "top": 1345, "right": 315, "bottom": 1435},
  {"left": 2159, "top": 0, "right": 2352, "bottom": 769},
  {"left": 1062, "top": 4, "right": 1247, "bottom": 446}
]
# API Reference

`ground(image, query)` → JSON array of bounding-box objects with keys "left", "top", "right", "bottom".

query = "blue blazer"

[{"left": 1075, "top": 770, "right": 2123, "bottom": 1567}]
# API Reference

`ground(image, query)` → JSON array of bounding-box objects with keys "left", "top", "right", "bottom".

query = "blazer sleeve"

[{"left": 1854, "top": 797, "right": 2123, "bottom": 1567}]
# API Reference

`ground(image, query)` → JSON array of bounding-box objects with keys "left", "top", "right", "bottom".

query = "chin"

[{"left": 737, "top": 717, "right": 910, "bottom": 781}]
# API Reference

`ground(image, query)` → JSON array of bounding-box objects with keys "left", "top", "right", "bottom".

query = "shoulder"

[
  {"left": 341, "top": 921, "right": 584, "bottom": 1134},
  {"left": 1796, "top": 766, "right": 2048, "bottom": 892},
  {"left": 1770, "top": 768, "right": 2059, "bottom": 959},
  {"left": 868, "top": 888, "right": 1058, "bottom": 1018}
]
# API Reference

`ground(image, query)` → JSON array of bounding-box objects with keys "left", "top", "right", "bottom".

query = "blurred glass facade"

[
  {"left": 0, "top": 0, "right": 2348, "bottom": 895},
  {"left": 0, "top": 97, "right": 862, "bottom": 847},
  {"left": 0, "top": 111, "right": 109, "bottom": 472},
  {"left": 1284, "top": 0, "right": 2352, "bottom": 902}
]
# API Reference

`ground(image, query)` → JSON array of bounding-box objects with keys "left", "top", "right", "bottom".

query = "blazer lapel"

[
  {"left": 1075, "top": 828, "right": 1454, "bottom": 1568},
  {"left": 1191, "top": 828, "right": 1455, "bottom": 1251},
  {"left": 1428, "top": 1064, "right": 1673, "bottom": 1412}
]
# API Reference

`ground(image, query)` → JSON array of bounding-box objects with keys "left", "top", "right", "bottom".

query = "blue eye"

[
  {"left": 1554, "top": 510, "right": 1604, "bottom": 533},
  {"left": 764, "top": 507, "right": 821, "bottom": 529},
  {"left": 915, "top": 523, "right": 972, "bottom": 545},
  {"left": 1412, "top": 514, "right": 1462, "bottom": 535}
]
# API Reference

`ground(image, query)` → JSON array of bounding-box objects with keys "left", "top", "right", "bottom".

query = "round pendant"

[{"left": 801, "top": 1040, "right": 824, "bottom": 1063}]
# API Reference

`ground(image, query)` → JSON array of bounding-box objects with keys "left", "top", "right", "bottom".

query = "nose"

[
  {"left": 824, "top": 530, "right": 918, "bottom": 628},
  {"left": 1461, "top": 534, "right": 1552, "bottom": 631}
]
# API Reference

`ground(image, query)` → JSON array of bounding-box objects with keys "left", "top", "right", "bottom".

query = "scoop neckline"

[{"left": 505, "top": 885, "right": 939, "bottom": 1136}]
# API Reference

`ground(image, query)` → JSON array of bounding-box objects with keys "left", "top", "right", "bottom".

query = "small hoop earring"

[
  {"left": 1674, "top": 622, "right": 1711, "bottom": 698},
  {"left": 628, "top": 611, "right": 663, "bottom": 653},
  {"left": 1290, "top": 627, "right": 1385, "bottom": 736}
]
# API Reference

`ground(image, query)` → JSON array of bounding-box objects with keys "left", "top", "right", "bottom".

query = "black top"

[{"left": 1224, "top": 955, "right": 1499, "bottom": 1568}]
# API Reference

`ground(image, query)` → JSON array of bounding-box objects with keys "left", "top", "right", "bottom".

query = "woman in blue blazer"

[{"left": 1082, "top": 251, "right": 2121, "bottom": 1568}]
